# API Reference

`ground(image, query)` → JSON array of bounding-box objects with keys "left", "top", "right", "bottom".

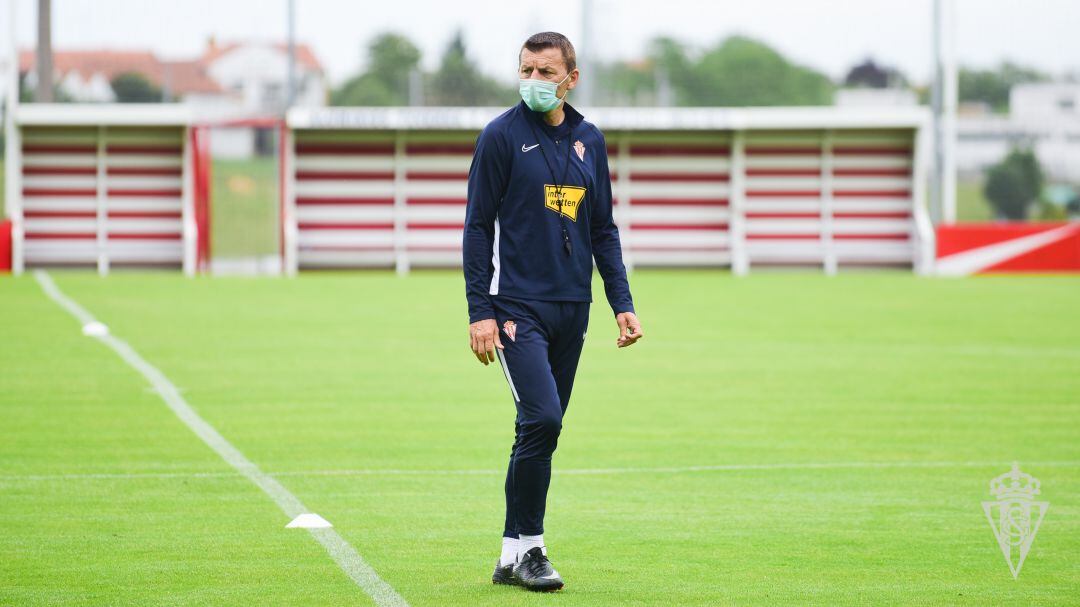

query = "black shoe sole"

[
  {"left": 521, "top": 581, "right": 563, "bottom": 592},
  {"left": 514, "top": 577, "right": 564, "bottom": 592}
]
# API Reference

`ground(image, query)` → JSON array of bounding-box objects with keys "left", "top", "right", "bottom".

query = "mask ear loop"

[{"left": 552, "top": 71, "right": 572, "bottom": 104}]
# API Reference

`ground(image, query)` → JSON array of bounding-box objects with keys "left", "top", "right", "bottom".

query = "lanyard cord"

[{"left": 524, "top": 116, "right": 575, "bottom": 256}]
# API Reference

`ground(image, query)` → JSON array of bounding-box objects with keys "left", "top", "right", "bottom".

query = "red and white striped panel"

[
  {"left": 292, "top": 132, "right": 475, "bottom": 269},
  {"left": 21, "top": 127, "right": 100, "bottom": 266},
  {"left": 20, "top": 125, "right": 186, "bottom": 268},
  {"left": 404, "top": 135, "right": 472, "bottom": 267},
  {"left": 618, "top": 132, "right": 731, "bottom": 266},
  {"left": 287, "top": 126, "right": 919, "bottom": 271},
  {"left": 829, "top": 130, "right": 914, "bottom": 266},
  {"left": 743, "top": 131, "right": 825, "bottom": 265},
  {"left": 105, "top": 127, "right": 184, "bottom": 266},
  {"left": 293, "top": 130, "right": 396, "bottom": 268}
]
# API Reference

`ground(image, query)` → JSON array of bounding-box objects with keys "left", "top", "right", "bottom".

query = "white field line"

[
  {"left": 33, "top": 271, "right": 408, "bottom": 607},
  {"left": 5, "top": 460, "right": 1080, "bottom": 482}
]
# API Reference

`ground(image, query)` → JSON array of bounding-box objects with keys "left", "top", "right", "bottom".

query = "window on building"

[{"left": 262, "top": 83, "right": 283, "bottom": 105}]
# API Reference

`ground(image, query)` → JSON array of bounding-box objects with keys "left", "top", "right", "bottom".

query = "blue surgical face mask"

[{"left": 519, "top": 72, "right": 571, "bottom": 113}]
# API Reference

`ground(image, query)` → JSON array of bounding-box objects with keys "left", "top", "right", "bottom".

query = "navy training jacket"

[{"left": 462, "top": 100, "right": 635, "bottom": 324}]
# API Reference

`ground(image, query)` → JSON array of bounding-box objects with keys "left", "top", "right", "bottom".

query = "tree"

[
  {"left": 647, "top": 36, "right": 692, "bottom": 103},
  {"left": 843, "top": 59, "right": 908, "bottom": 89},
  {"left": 19, "top": 72, "right": 72, "bottom": 103},
  {"left": 332, "top": 33, "right": 421, "bottom": 106},
  {"left": 959, "top": 62, "right": 1049, "bottom": 113},
  {"left": 425, "top": 31, "right": 514, "bottom": 106},
  {"left": 685, "top": 36, "right": 833, "bottom": 106},
  {"left": 592, "top": 60, "right": 658, "bottom": 106},
  {"left": 1066, "top": 194, "right": 1080, "bottom": 218},
  {"left": 983, "top": 148, "right": 1044, "bottom": 220},
  {"left": 612, "top": 35, "right": 833, "bottom": 107},
  {"left": 110, "top": 72, "right": 162, "bottom": 103},
  {"left": 590, "top": 37, "right": 688, "bottom": 106}
]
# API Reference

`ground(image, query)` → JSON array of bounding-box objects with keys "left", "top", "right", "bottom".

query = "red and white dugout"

[
  {"left": 6, "top": 104, "right": 204, "bottom": 275},
  {"left": 284, "top": 106, "right": 935, "bottom": 275}
]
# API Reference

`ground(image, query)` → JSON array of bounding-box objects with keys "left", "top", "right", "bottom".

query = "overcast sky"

[{"left": 6, "top": 0, "right": 1079, "bottom": 86}]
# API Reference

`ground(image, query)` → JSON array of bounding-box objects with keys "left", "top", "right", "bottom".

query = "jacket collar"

[{"left": 517, "top": 99, "right": 585, "bottom": 130}]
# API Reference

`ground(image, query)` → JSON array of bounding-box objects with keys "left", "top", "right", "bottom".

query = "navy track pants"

[{"left": 491, "top": 294, "right": 590, "bottom": 537}]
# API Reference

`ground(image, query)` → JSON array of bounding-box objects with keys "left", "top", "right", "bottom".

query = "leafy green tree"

[
  {"left": 591, "top": 61, "right": 656, "bottom": 105},
  {"left": 595, "top": 35, "right": 834, "bottom": 107},
  {"left": 19, "top": 72, "right": 73, "bottom": 103},
  {"left": 685, "top": 36, "right": 834, "bottom": 106},
  {"left": 110, "top": 72, "right": 162, "bottom": 103},
  {"left": 983, "top": 148, "right": 1044, "bottom": 220},
  {"left": 332, "top": 33, "right": 421, "bottom": 106},
  {"left": 591, "top": 37, "right": 689, "bottom": 106},
  {"left": 959, "top": 62, "right": 1048, "bottom": 113},
  {"left": 843, "top": 59, "right": 908, "bottom": 89},
  {"left": 647, "top": 36, "right": 693, "bottom": 100},
  {"left": 425, "top": 31, "right": 515, "bottom": 106},
  {"left": 1066, "top": 194, "right": 1080, "bottom": 218}
]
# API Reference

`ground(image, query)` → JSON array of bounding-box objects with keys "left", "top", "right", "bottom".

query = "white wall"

[
  {"left": 835, "top": 88, "right": 918, "bottom": 107},
  {"left": 1011, "top": 83, "right": 1080, "bottom": 121},
  {"left": 206, "top": 44, "right": 326, "bottom": 114},
  {"left": 958, "top": 115, "right": 1080, "bottom": 181},
  {"left": 956, "top": 84, "right": 1080, "bottom": 182},
  {"left": 209, "top": 127, "right": 255, "bottom": 159}
]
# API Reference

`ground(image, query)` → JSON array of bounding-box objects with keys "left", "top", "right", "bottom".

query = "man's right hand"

[{"left": 469, "top": 318, "right": 504, "bottom": 365}]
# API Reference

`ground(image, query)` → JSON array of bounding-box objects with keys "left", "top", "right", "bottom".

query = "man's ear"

[{"left": 564, "top": 68, "right": 580, "bottom": 92}]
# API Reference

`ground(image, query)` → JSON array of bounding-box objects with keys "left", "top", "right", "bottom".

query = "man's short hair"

[{"left": 521, "top": 32, "right": 577, "bottom": 72}]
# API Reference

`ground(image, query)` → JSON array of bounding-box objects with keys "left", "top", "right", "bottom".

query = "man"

[{"left": 462, "top": 32, "right": 643, "bottom": 593}]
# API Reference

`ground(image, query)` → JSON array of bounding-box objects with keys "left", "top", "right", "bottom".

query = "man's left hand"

[{"left": 615, "top": 312, "right": 643, "bottom": 348}]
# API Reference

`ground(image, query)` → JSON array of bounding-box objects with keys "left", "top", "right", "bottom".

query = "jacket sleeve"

[
  {"left": 462, "top": 124, "right": 510, "bottom": 323},
  {"left": 589, "top": 132, "right": 635, "bottom": 316}
]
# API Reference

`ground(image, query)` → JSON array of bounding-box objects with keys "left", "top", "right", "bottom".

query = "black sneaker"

[
  {"left": 511, "top": 547, "right": 563, "bottom": 592},
  {"left": 491, "top": 559, "right": 516, "bottom": 585}
]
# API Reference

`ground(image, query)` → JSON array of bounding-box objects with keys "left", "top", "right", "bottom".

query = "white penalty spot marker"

[
  {"left": 82, "top": 321, "right": 109, "bottom": 337},
  {"left": 287, "top": 513, "right": 333, "bottom": 529}
]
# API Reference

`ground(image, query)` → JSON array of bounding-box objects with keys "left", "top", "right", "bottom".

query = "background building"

[
  {"left": 17, "top": 39, "right": 328, "bottom": 157},
  {"left": 957, "top": 83, "right": 1080, "bottom": 181}
]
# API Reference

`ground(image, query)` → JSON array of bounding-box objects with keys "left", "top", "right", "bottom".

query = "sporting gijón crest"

[
  {"left": 502, "top": 320, "right": 517, "bottom": 342},
  {"left": 573, "top": 140, "right": 585, "bottom": 161}
]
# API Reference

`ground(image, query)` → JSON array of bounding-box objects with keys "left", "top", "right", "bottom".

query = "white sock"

[
  {"left": 500, "top": 537, "right": 519, "bottom": 567},
  {"left": 518, "top": 534, "right": 546, "bottom": 560}
]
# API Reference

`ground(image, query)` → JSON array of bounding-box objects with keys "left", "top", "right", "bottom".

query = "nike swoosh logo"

[
  {"left": 521, "top": 143, "right": 540, "bottom": 152},
  {"left": 541, "top": 571, "right": 561, "bottom": 579}
]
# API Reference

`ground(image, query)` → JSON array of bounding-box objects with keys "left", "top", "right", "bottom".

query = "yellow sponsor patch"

[{"left": 544, "top": 185, "right": 587, "bottom": 222}]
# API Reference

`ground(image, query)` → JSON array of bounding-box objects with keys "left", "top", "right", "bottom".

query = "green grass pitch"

[{"left": 1, "top": 270, "right": 1078, "bottom": 605}]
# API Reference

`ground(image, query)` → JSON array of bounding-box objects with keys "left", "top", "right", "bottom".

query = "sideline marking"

[{"left": 34, "top": 271, "right": 408, "bottom": 607}]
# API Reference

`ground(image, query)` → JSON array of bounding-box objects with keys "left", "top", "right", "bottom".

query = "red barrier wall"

[
  {"left": 0, "top": 219, "right": 11, "bottom": 272},
  {"left": 936, "top": 222, "right": 1080, "bottom": 275}
]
